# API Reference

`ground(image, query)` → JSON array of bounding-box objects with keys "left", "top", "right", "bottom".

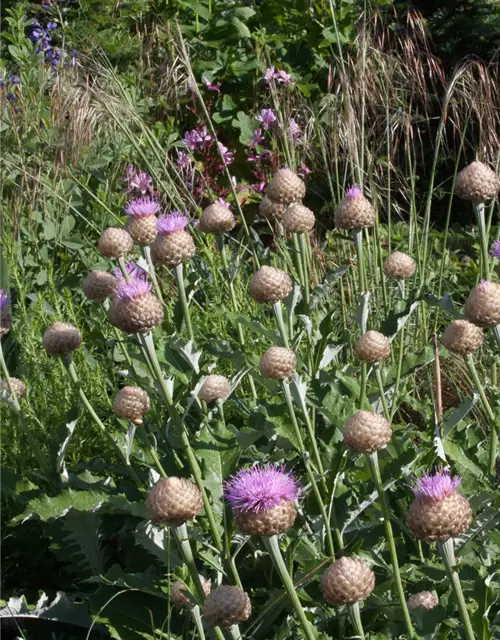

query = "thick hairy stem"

[
  {"left": 348, "top": 601, "right": 366, "bottom": 639},
  {"left": 373, "top": 363, "right": 390, "bottom": 422},
  {"left": 473, "top": 201, "right": 490, "bottom": 280},
  {"left": 174, "top": 263, "right": 194, "bottom": 342},
  {"left": 143, "top": 245, "right": 164, "bottom": 302},
  {"left": 263, "top": 535, "right": 316, "bottom": 640},
  {"left": 273, "top": 301, "right": 290, "bottom": 349}
]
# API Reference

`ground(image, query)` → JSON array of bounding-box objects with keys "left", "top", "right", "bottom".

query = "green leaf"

[
  {"left": 229, "top": 15, "right": 251, "bottom": 38},
  {"left": 231, "top": 111, "right": 255, "bottom": 144},
  {"left": 12, "top": 489, "right": 110, "bottom": 523},
  {"left": 444, "top": 440, "right": 483, "bottom": 478}
]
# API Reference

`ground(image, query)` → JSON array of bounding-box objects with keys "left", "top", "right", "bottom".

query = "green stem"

[
  {"left": 348, "top": 601, "right": 366, "bottom": 639},
  {"left": 473, "top": 201, "right": 490, "bottom": 280},
  {"left": 143, "top": 246, "right": 164, "bottom": 303},
  {"left": 292, "top": 233, "right": 306, "bottom": 289},
  {"left": 359, "top": 363, "right": 368, "bottom": 409},
  {"left": 227, "top": 625, "right": 242, "bottom": 640},
  {"left": 174, "top": 263, "right": 194, "bottom": 342},
  {"left": 299, "top": 233, "right": 311, "bottom": 310},
  {"left": 0, "top": 342, "right": 51, "bottom": 475},
  {"left": 437, "top": 539, "right": 476, "bottom": 640},
  {"left": 281, "top": 381, "right": 335, "bottom": 558},
  {"left": 374, "top": 363, "right": 390, "bottom": 422},
  {"left": 140, "top": 333, "right": 224, "bottom": 553},
  {"left": 465, "top": 354, "right": 498, "bottom": 476},
  {"left": 262, "top": 535, "right": 316, "bottom": 640},
  {"left": 367, "top": 452, "right": 414, "bottom": 638},
  {"left": 191, "top": 605, "right": 206, "bottom": 640},
  {"left": 273, "top": 301, "right": 290, "bottom": 349},
  {"left": 353, "top": 229, "right": 366, "bottom": 294},
  {"left": 173, "top": 523, "right": 208, "bottom": 603},
  {"left": 139, "top": 427, "right": 168, "bottom": 477},
  {"left": 63, "top": 358, "right": 141, "bottom": 487}
]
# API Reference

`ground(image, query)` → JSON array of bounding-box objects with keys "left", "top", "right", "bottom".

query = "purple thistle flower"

[
  {"left": 410, "top": 468, "right": 462, "bottom": 504},
  {"left": 479, "top": 279, "right": 490, "bottom": 291},
  {"left": 346, "top": 184, "right": 362, "bottom": 199},
  {"left": 115, "top": 278, "right": 152, "bottom": 302},
  {"left": 224, "top": 464, "right": 300, "bottom": 513},
  {"left": 217, "top": 142, "right": 234, "bottom": 165},
  {"left": 0, "top": 289, "right": 10, "bottom": 310},
  {"left": 256, "top": 108, "right": 277, "bottom": 130},
  {"left": 289, "top": 118, "right": 301, "bottom": 144},
  {"left": 489, "top": 240, "right": 500, "bottom": 260},
  {"left": 216, "top": 197, "right": 230, "bottom": 208},
  {"left": 157, "top": 212, "right": 189, "bottom": 235},
  {"left": 125, "top": 197, "right": 161, "bottom": 218},
  {"left": 125, "top": 165, "right": 154, "bottom": 196},
  {"left": 113, "top": 262, "right": 147, "bottom": 282}
]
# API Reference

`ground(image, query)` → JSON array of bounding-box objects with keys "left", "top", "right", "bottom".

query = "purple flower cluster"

[
  {"left": 112, "top": 261, "right": 147, "bottom": 283},
  {"left": 410, "top": 468, "right": 462, "bottom": 503},
  {"left": 224, "top": 464, "right": 300, "bottom": 513},
  {"left": 263, "top": 67, "right": 293, "bottom": 85},
  {"left": 0, "top": 289, "right": 10, "bottom": 310},
  {"left": 125, "top": 166, "right": 155, "bottom": 197},
  {"left": 29, "top": 19, "right": 77, "bottom": 68},
  {"left": 289, "top": 118, "right": 301, "bottom": 145},
  {"left": 217, "top": 141, "right": 234, "bottom": 165},
  {"left": 125, "top": 197, "right": 161, "bottom": 218},
  {"left": 183, "top": 126, "right": 213, "bottom": 152},
  {"left": 115, "top": 278, "right": 152, "bottom": 302},
  {"left": 489, "top": 240, "right": 500, "bottom": 260},
  {"left": 256, "top": 108, "right": 277, "bottom": 130},
  {"left": 157, "top": 212, "right": 189, "bottom": 235},
  {"left": 0, "top": 74, "right": 21, "bottom": 110}
]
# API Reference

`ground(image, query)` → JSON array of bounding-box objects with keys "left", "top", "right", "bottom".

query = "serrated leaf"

[
  {"left": 444, "top": 440, "right": 483, "bottom": 478},
  {"left": 13, "top": 489, "right": 109, "bottom": 523}
]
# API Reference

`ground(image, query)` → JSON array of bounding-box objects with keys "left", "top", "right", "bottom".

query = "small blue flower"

[
  {"left": 7, "top": 92, "right": 17, "bottom": 103},
  {"left": 47, "top": 21, "right": 58, "bottom": 30},
  {"left": 8, "top": 75, "right": 20, "bottom": 85}
]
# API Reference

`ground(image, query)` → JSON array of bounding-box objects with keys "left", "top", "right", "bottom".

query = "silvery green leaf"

[
  {"left": 318, "top": 344, "right": 343, "bottom": 371},
  {"left": 134, "top": 522, "right": 169, "bottom": 563},
  {"left": 0, "top": 595, "right": 29, "bottom": 616},
  {"left": 125, "top": 423, "right": 136, "bottom": 465},
  {"left": 57, "top": 418, "right": 78, "bottom": 475},
  {"left": 354, "top": 292, "right": 371, "bottom": 332},
  {"left": 291, "top": 375, "right": 308, "bottom": 411},
  {"left": 171, "top": 338, "right": 201, "bottom": 373},
  {"left": 310, "top": 265, "right": 349, "bottom": 309},
  {"left": 230, "top": 367, "right": 249, "bottom": 394},
  {"left": 148, "top": 468, "right": 160, "bottom": 487},
  {"left": 297, "top": 314, "right": 312, "bottom": 339},
  {"left": 443, "top": 395, "right": 478, "bottom": 437},
  {"left": 285, "top": 283, "right": 302, "bottom": 318}
]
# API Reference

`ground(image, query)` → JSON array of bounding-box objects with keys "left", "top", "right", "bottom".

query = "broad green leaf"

[{"left": 13, "top": 489, "right": 109, "bottom": 523}]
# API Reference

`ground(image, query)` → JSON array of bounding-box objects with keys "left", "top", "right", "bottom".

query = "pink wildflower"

[
  {"left": 217, "top": 142, "right": 234, "bottom": 165},
  {"left": 256, "top": 108, "right": 277, "bottom": 130},
  {"left": 202, "top": 76, "right": 221, "bottom": 93}
]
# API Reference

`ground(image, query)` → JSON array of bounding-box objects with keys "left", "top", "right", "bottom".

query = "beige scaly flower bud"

[
  {"left": 234, "top": 500, "right": 296, "bottom": 536},
  {"left": 265, "top": 168, "right": 306, "bottom": 205},
  {"left": 151, "top": 213, "right": 195, "bottom": 266},
  {"left": 127, "top": 216, "right": 158, "bottom": 245},
  {"left": 259, "top": 347, "right": 296, "bottom": 379},
  {"left": 249, "top": 266, "right": 293, "bottom": 303},
  {"left": 322, "top": 557, "right": 375, "bottom": 605},
  {"left": 355, "top": 331, "right": 390, "bottom": 362},
  {"left": 171, "top": 576, "right": 212, "bottom": 608},
  {"left": 199, "top": 375, "right": 230, "bottom": 403},
  {"left": 0, "top": 377, "right": 27, "bottom": 399},
  {"left": 147, "top": 477, "right": 203, "bottom": 525},
  {"left": 109, "top": 280, "right": 164, "bottom": 334},
  {"left": 43, "top": 322, "right": 82, "bottom": 357},
  {"left": 407, "top": 591, "right": 439, "bottom": 612},
  {"left": 259, "top": 197, "right": 286, "bottom": 221},
  {"left": 113, "top": 386, "right": 151, "bottom": 424},
  {"left": 383, "top": 252, "right": 416, "bottom": 279},
  {"left": 203, "top": 586, "right": 251, "bottom": 628},
  {"left": 455, "top": 161, "right": 500, "bottom": 202},
  {"left": 343, "top": 411, "right": 392, "bottom": 453},
  {"left": 464, "top": 280, "right": 500, "bottom": 328},
  {"left": 199, "top": 204, "right": 236, "bottom": 233},
  {"left": 82, "top": 270, "right": 117, "bottom": 302},
  {"left": 282, "top": 204, "right": 315, "bottom": 233},
  {"left": 334, "top": 185, "right": 376, "bottom": 230},
  {"left": 441, "top": 320, "right": 483, "bottom": 355},
  {"left": 98, "top": 228, "right": 134, "bottom": 258}
]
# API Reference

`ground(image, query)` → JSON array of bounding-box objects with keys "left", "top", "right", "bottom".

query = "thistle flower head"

[
  {"left": 224, "top": 464, "right": 299, "bottom": 514},
  {"left": 115, "top": 278, "right": 152, "bottom": 302},
  {"left": 113, "top": 261, "right": 148, "bottom": 282},
  {"left": 125, "top": 197, "right": 161, "bottom": 218},
  {"left": 490, "top": 240, "right": 500, "bottom": 260},
  {"left": 479, "top": 279, "right": 489, "bottom": 290},
  {"left": 0, "top": 290, "right": 10, "bottom": 310},
  {"left": 157, "top": 212, "right": 189, "bottom": 235},
  {"left": 410, "top": 468, "right": 462, "bottom": 504},
  {"left": 345, "top": 184, "right": 362, "bottom": 199}
]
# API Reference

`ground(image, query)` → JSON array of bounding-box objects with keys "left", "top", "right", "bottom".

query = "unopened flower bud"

[
  {"left": 355, "top": 331, "right": 390, "bottom": 362},
  {"left": 455, "top": 161, "right": 500, "bottom": 202},
  {"left": 171, "top": 576, "right": 212, "bottom": 608},
  {"left": 407, "top": 591, "right": 439, "bottom": 612},
  {"left": 0, "top": 377, "right": 27, "bottom": 399},
  {"left": 113, "top": 386, "right": 150, "bottom": 424},
  {"left": 98, "top": 228, "right": 134, "bottom": 258},
  {"left": 343, "top": 410, "right": 392, "bottom": 453},
  {"left": 249, "top": 266, "right": 293, "bottom": 303},
  {"left": 441, "top": 320, "right": 483, "bottom": 355},
  {"left": 265, "top": 168, "right": 305, "bottom": 205},
  {"left": 199, "top": 375, "right": 230, "bottom": 403},
  {"left": 322, "top": 557, "right": 375, "bottom": 605},
  {"left": 82, "top": 270, "right": 117, "bottom": 302},
  {"left": 203, "top": 586, "right": 251, "bottom": 627},
  {"left": 259, "top": 347, "right": 296, "bottom": 380},
  {"left": 464, "top": 280, "right": 500, "bottom": 327},
  {"left": 147, "top": 477, "right": 203, "bottom": 525},
  {"left": 282, "top": 204, "right": 315, "bottom": 233},
  {"left": 383, "top": 252, "right": 416, "bottom": 279},
  {"left": 259, "top": 197, "right": 285, "bottom": 221},
  {"left": 43, "top": 322, "right": 82, "bottom": 357},
  {"left": 199, "top": 204, "right": 236, "bottom": 233}
]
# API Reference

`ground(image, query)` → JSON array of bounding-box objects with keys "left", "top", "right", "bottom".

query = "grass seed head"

[
  {"left": 146, "top": 477, "right": 203, "bottom": 525},
  {"left": 249, "top": 266, "right": 293, "bottom": 304},
  {"left": 113, "top": 386, "right": 150, "bottom": 423},
  {"left": 407, "top": 591, "right": 439, "bottom": 612},
  {"left": 455, "top": 161, "right": 500, "bottom": 202},
  {"left": 199, "top": 204, "right": 236, "bottom": 233},
  {"left": 265, "top": 168, "right": 306, "bottom": 205},
  {"left": 334, "top": 185, "right": 376, "bottom": 230},
  {"left": 464, "top": 280, "right": 500, "bottom": 327},
  {"left": 343, "top": 410, "right": 392, "bottom": 453},
  {"left": 322, "top": 557, "right": 375, "bottom": 605},
  {"left": 355, "top": 330, "right": 390, "bottom": 362},
  {"left": 198, "top": 375, "right": 230, "bottom": 403},
  {"left": 98, "top": 228, "right": 134, "bottom": 258},
  {"left": 259, "top": 346, "right": 296, "bottom": 379},
  {"left": 43, "top": 322, "right": 82, "bottom": 357},
  {"left": 203, "top": 585, "right": 251, "bottom": 627},
  {"left": 0, "top": 377, "right": 27, "bottom": 399},
  {"left": 282, "top": 203, "right": 315, "bottom": 233},
  {"left": 441, "top": 320, "right": 483, "bottom": 355},
  {"left": 171, "top": 576, "right": 211, "bottom": 608},
  {"left": 82, "top": 270, "right": 117, "bottom": 302},
  {"left": 383, "top": 251, "right": 416, "bottom": 279}
]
